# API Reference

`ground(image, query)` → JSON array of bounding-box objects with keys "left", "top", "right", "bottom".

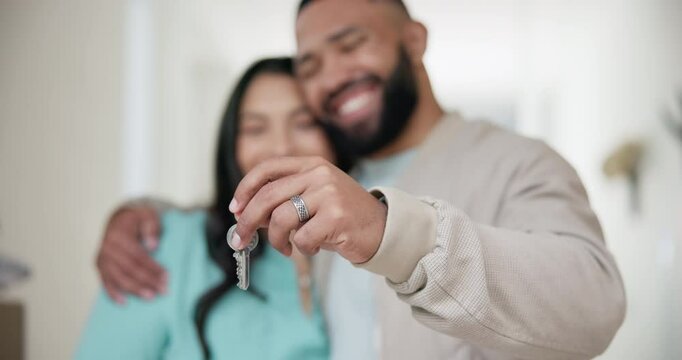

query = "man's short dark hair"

[{"left": 297, "top": 0, "right": 411, "bottom": 17}]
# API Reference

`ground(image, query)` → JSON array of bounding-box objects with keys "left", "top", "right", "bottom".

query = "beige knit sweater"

[{"left": 316, "top": 114, "right": 626, "bottom": 359}]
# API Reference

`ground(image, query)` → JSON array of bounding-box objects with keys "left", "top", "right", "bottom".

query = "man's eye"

[
  {"left": 296, "top": 60, "right": 319, "bottom": 80},
  {"left": 340, "top": 35, "right": 366, "bottom": 52},
  {"left": 297, "top": 66, "right": 315, "bottom": 79}
]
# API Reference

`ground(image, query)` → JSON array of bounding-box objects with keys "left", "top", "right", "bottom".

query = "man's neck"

[{"left": 368, "top": 73, "right": 444, "bottom": 160}]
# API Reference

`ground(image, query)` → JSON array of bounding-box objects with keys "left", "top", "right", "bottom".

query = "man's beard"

[{"left": 322, "top": 46, "right": 419, "bottom": 158}]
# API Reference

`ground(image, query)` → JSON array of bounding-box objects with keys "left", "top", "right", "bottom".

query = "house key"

[{"left": 226, "top": 225, "right": 259, "bottom": 290}]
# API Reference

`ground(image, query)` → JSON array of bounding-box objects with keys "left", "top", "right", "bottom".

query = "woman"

[{"left": 76, "top": 57, "right": 349, "bottom": 359}]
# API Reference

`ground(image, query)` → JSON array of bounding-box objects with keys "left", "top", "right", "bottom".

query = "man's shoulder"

[
  {"left": 433, "top": 114, "right": 553, "bottom": 164},
  {"left": 448, "top": 116, "right": 579, "bottom": 181}
]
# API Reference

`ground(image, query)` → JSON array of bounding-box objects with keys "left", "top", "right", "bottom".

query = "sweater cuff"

[{"left": 355, "top": 187, "right": 438, "bottom": 283}]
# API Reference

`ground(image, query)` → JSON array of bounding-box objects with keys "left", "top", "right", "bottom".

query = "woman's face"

[{"left": 236, "top": 73, "right": 336, "bottom": 174}]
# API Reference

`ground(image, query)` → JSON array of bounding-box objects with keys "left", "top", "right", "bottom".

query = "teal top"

[{"left": 76, "top": 210, "right": 329, "bottom": 360}]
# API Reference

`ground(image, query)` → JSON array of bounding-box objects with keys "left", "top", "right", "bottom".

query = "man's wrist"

[
  {"left": 124, "top": 197, "right": 174, "bottom": 214},
  {"left": 354, "top": 187, "right": 438, "bottom": 283},
  {"left": 354, "top": 195, "right": 388, "bottom": 264}
]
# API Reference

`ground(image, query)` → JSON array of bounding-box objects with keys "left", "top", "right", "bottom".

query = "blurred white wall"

[
  {"left": 515, "top": 1, "right": 682, "bottom": 358},
  {"left": 0, "top": 1, "right": 124, "bottom": 360},
  {"left": 147, "top": 0, "right": 304, "bottom": 205},
  {"left": 1, "top": 0, "right": 681, "bottom": 359},
  {"left": 148, "top": 0, "right": 523, "bottom": 205}
]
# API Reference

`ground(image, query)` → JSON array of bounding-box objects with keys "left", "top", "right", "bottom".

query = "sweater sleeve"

[{"left": 357, "top": 144, "right": 626, "bottom": 360}]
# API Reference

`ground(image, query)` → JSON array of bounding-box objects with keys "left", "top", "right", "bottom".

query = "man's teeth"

[{"left": 338, "top": 93, "right": 372, "bottom": 116}]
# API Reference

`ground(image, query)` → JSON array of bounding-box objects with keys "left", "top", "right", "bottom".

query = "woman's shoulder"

[
  {"left": 155, "top": 209, "right": 208, "bottom": 263},
  {"left": 161, "top": 208, "right": 207, "bottom": 229}
]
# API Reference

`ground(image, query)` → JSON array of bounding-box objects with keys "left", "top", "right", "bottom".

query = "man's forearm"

[
  {"left": 358, "top": 188, "right": 625, "bottom": 359},
  {"left": 123, "top": 197, "right": 176, "bottom": 214}
]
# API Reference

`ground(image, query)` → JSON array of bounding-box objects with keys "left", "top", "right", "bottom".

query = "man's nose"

[{"left": 319, "top": 54, "right": 351, "bottom": 101}]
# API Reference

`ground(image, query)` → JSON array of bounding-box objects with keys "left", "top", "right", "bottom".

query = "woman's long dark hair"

[
  {"left": 195, "top": 58, "right": 289, "bottom": 359},
  {"left": 194, "top": 57, "right": 353, "bottom": 359}
]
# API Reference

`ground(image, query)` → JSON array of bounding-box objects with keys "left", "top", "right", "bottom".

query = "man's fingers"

[
  {"left": 142, "top": 236, "right": 159, "bottom": 252},
  {"left": 103, "top": 262, "right": 155, "bottom": 300},
  {"left": 291, "top": 216, "right": 328, "bottom": 257},
  {"left": 105, "top": 251, "right": 159, "bottom": 296},
  {"left": 96, "top": 204, "right": 166, "bottom": 300},
  {"left": 234, "top": 171, "right": 315, "bottom": 249},
  {"left": 97, "top": 239, "right": 166, "bottom": 297},
  {"left": 231, "top": 156, "right": 326, "bottom": 214},
  {"left": 115, "top": 232, "right": 166, "bottom": 275},
  {"left": 111, "top": 239, "right": 167, "bottom": 293},
  {"left": 269, "top": 188, "right": 328, "bottom": 257},
  {"left": 136, "top": 207, "right": 161, "bottom": 250},
  {"left": 101, "top": 274, "right": 126, "bottom": 305},
  {"left": 267, "top": 201, "right": 305, "bottom": 256}
]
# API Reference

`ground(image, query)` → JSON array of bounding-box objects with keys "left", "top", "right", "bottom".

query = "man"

[{"left": 97, "top": 0, "right": 625, "bottom": 359}]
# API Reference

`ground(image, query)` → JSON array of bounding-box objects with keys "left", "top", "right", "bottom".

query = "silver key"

[{"left": 226, "top": 225, "right": 259, "bottom": 290}]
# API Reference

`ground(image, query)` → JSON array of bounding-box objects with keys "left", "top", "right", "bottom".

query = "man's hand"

[
  {"left": 96, "top": 205, "right": 167, "bottom": 304},
  {"left": 229, "top": 156, "right": 387, "bottom": 264}
]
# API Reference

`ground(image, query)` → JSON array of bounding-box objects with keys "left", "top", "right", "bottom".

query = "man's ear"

[{"left": 402, "top": 21, "right": 428, "bottom": 65}]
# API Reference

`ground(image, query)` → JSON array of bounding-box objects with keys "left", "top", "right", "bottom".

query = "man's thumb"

[{"left": 140, "top": 213, "right": 161, "bottom": 251}]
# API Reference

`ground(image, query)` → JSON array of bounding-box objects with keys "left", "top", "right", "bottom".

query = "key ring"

[{"left": 226, "top": 224, "right": 259, "bottom": 251}]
